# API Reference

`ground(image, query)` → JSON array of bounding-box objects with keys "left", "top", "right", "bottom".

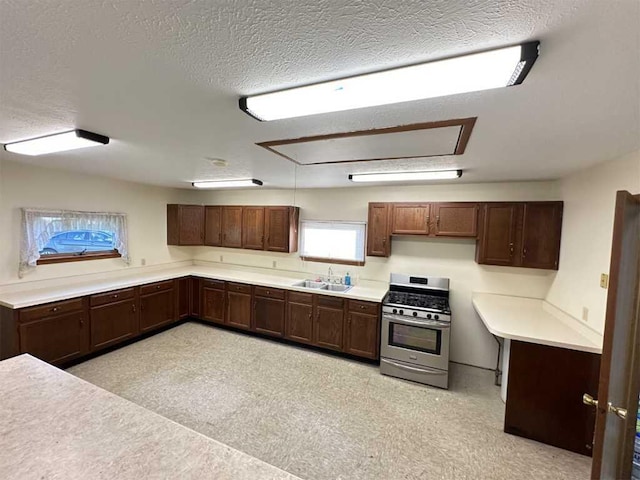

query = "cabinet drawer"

[
  {"left": 317, "top": 294, "right": 344, "bottom": 309},
  {"left": 20, "top": 298, "right": 84, "bottom": 322},
  {"left": 288, "top": 291, "right": 313, "bottom": 304},
  {"left": 254, "top": 286, "right": 285, "bottom": 299},
  {"left": 227, "top": 282, "right": 252, "bottom": 294},
  {"left": 202, "top": 279, "right": 225, "bottom": 290},
  {"left": 348, "top": 300, "right": 379, "bottom": 315},
  {"left": 140, "top": 280, "right": 174, "bottom": 296},
  {"left": 90, "top": 288, "right": 136, "bottom": 307}
]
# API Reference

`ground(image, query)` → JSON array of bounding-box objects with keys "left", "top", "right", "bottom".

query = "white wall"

[
  {"left": 0, "top": 160, "right": 198, "bottom": 286},
  {"left": 546, "top": 150, "right": 640, "bottom": 333},
  {"left": 192, "top": 181, "right": 562, "bottom": 369}
]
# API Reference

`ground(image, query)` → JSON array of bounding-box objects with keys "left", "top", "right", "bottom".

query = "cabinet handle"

[
  {"left": 308, "top": 312, "right": 312, "bottom": 319},
  {"left": 509, "top": 243, "right": 514, "bottom": 256},
  {"left": 51, "top": 307, "right": 59, "bottom": 312},
  {"left": 80, "top": 318, "right": 84, "bottom": 327},
  {"left": 436, "top": 216, "right": 440, "bottom": 228},
  {"left": 112, "top": 294, "right": 119, "bottom": 299},
  {"left": 522, "top": 247, "right": 527, "bottom": 258},
  {"left": 132, "top": 304, "right": 136, "bottom": 313}
]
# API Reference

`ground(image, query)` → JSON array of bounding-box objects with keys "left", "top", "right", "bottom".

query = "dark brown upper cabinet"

[
  {"left": 222, "top": 206, "right": 243, "bottom": 248},
  {"left": 476, "top": 202, "right": 563, "bottom": 270},
  {"left": 204, "top": 206, "right": 222, "bottom": 246},
  {"left": 432, "top": 203, "right": 478, "bottom": 237},
  {"left": 242, "top": 207, "right": 265, "bottom": 250},
  {"left": 167, "top": 204, "right": 204, "bottom": 245},
  {"left": 367, "top": 203, "right": 390, "bottom": 257},
  {"left": 265, "top": 206, "right": 299, "bottom": 253},
  {"left": 391, "top": 203, "right": 431, "bottom": 235}
]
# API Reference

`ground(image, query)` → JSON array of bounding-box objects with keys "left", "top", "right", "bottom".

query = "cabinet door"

[
  {"left": 254, "top": 296, "right": 285, "bottom": 337},
  {"left": 222, "top": 206, "right": 243, "bottom": 247},
  {"left": 367, "top": 203, "right": 390, "bottom": 256},
  {"left": 265, "top": 206, "right": 295, "bottom": 252},
  {"left": 391, "top": 203, "right": 431, "bottom": 235},
  {"left": 477, "top": 203, "right": 520, "bottom": 266},
  {"left": 190, "top": 277, "right": 201, "bottom": 317},
  {"left": 205, "top": 206, "right": 222, "bottom": 246},
  {"left": 286, "top": 301, "right": 314, "bottom": 344},
  {"left": 140, "top": 289, "right": 175, "bottom": 333},
  {"left": 19, "top": 311, "right": 87, "bottom": 365},
  {"left": 521, "top": 202, "right": 563, "bottom": 270},
  {"left": 178, "top": 277, "right": 190, "bottom": 320},
  {"left": 314, "top": 306, "right": 344, "bottom": 351},
  {"left": 202, "top": 287, "right": 225, "bottom": 324},
  {"left": 344, "top": 311, "right": 379, "bottom": 359},
  {"left": 242, "top": 207, "right": 265, "bottom": 250},
  {"left": 433, "top": 203, "right": 478, "bottom": 237},
  {"left": 90, "top": 300, "right": 138, "bottom": 351},
  {"left": 167, "top": 205, "right": 204, "bottom": 246},
  {"left": 227, "top": 291, "right": 252, "bottom": 330}
]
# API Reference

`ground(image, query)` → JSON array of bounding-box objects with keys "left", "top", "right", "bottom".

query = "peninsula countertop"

[
  {"left": 0, "top": 354, "right": 300, "bottom": 480},
  {"left": 472, "top": 293, "right": 602, "bottom": 354},
  {"left": 0, "top": 264, "right": 389, "bottom": 309}
]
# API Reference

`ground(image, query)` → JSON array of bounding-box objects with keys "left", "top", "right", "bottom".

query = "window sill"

[
  {"left": 37, "top": 251, "right": 121, "bottom": 265},
  {"left": 300, "top": 256, "right": 365, "bottom": 267}
]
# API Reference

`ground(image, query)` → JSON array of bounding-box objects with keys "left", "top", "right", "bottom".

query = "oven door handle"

[
  {"left": 381, "top": 359, "right": 447, "bottom": 375},
  {"left": 383, "top": 314, "right": 451, "bottom": 329}
]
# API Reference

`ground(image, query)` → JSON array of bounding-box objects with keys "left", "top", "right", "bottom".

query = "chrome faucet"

[{"left": 328, "top": 266, "right": 333, "bottom": 281}]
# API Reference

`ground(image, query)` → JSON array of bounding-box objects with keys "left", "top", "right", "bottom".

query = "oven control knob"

[
  {"left": 434, "top": 314, "right": 439, "bottom": 320},
  {"left": 392, "top": 308, "right": 397, "bottom": 314},
  {"left": 426, "top": 314, "right": 432, "bottom": 319},
  {"left": 412, "top": 311, "right": 418, "bottom": 317},
  {"left": 399, "top": 310, "right": 404, "bottom": 316}
]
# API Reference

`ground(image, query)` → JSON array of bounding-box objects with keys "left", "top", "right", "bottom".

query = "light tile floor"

[{"left": 68, "top": 322, "right": 591, "bottom": 480}]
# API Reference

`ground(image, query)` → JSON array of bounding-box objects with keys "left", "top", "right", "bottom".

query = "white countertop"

[
  {"left": 0, "top": 264, "right": 388, "bottom": 309},
  {"left": 0, "top": 354, "right": 300, "bottom": 480},
  {"left": 472, "top": 293, "right": 602, "bottom": 354}
]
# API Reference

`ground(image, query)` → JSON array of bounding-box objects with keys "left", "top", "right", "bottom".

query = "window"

[
  {"left": 299, "top": 220, "right": 366, "bottom": 265},
  {"left": 20, "top": 209, "right": 130, "bottom": 277}
]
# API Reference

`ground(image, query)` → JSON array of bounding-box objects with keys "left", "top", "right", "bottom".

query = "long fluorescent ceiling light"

[
  {"left": 240, "top": 41, "right": 539, "bottom": 121},
  {"left": 349, "top": 170, "right": 462, "bottom": 183},
  {"left": 192, "top": 179, "right": 263, "bottom": 189},
  {"left": 3, "top": 129, "right": 110, "bottom": 156}
]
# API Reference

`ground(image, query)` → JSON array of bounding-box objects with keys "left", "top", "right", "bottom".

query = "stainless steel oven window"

[{"left": 388, "top": 322, "right": 442, "bottom": 355}]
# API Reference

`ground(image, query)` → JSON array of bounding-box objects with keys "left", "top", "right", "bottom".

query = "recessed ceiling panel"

[{"left": 257, "top": 118, "right": 476, "bottom": 165}]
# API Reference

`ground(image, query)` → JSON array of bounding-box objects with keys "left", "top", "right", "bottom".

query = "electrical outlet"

[
  {"left": 600, "top": 273, "right": 609, "bottom": 289},
  {"left": 582, "top": 307, "right": 589, "bottom": 322},
  {"left": 140, "top": 258, "right": 146, "bottom": 266},
  {"left": 272, "top": 261, "right": 277, "bottom": 268},
  {"left": 219, "top": 255, "right": 224, "bottom": 263}
]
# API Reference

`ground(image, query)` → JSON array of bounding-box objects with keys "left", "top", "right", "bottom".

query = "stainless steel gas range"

[{"left": 380, "top": 274, "right": 451, "bottom": 389}]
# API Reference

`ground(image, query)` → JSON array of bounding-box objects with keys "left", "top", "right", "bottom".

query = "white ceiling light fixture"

[
  {"left": 3, "top": 129, "right": 110, "bottom": 156},
  {"left": 192, "top": 178, "right": 263, "bottom": 189},
  {"left": 348, "top": 170, "right": 462, "bottom": 183},
  {"left": 240, "top": 42, "right": 539, "bottom": 121}
]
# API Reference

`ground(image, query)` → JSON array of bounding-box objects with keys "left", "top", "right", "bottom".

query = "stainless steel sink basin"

[
  {"left": 291, "top": 280, "right": 353, "bottom": 293},
  {"left": 325, "top": 284, "right": 353, "bottom": 292},
  {"left": 292, "top": 280, "right": 327, "bottom": 289}
]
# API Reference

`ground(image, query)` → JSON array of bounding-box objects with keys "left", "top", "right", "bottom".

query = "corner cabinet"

[
  {"left": 167, "top": 204, "right": 204, "bottom": 245},
  {"left": 476, "top": 202, "right": 563, "bottom": 270}
]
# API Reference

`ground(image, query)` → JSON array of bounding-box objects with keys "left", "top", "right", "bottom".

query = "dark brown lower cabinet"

[
  {"left": 285, "top": 292, "right": 314, "bottom": 344},
  {"left": 19, "top": 310, "right": 87, "bottom": 364},
  {"left": 253, "top": 287, "right": 285, "bottom": 337},
  {"left": 505, "top": 340, "right": 601, "bottom": 456},
  {"left": 191, "top": 277, "right": 202, "bottom": 318},
  {"left": 140, "top": 289, "right": 175, "bottom": 333},
  {"left": 314, "top": 296, "right": 344, "bottom": 351},
  {"left": 226, "top": 283, "right": 252, "bottom": 330},
  {"left": 89, "top": 298, "right": 138, "bottom": 351},
  {"left": 202, "top": 282, "right": 225, "bottom": 325},
  {"left": 177, "top": 277, "right": 190, "bottom": 319},
  {"left": 344, "top": 311, "right": 379, "bottom": 359}
]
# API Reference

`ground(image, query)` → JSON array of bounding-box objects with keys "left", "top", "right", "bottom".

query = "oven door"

[{"left": 380, "top": 313, "right": 450, "bottom": 371}]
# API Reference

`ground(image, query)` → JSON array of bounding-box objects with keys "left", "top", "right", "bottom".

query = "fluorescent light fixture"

[
  {"left": 192, "top": 179, "right": 263, "bottom": 189},
  {"left": 3, "top": 129, "right": 110, "bottom": 156},
  {"left": 240, "top": 41, "right": 539, "bottom": 121},
  {"left": 348, "top": 170, "right": 462, "bottom": 183}
]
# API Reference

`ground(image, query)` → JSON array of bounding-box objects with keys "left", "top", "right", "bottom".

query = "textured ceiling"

[{"left": 0, "top": 0, "right": 639, "bottom": 189}]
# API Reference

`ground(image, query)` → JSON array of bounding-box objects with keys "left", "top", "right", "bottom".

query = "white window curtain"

[{"left": 20, "top": 208, "right": 130, "bottom": 277}]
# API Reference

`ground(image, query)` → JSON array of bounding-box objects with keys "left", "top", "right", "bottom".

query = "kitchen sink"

[{"left": 291, "top": 279, "right": 353, "bottom": 293}]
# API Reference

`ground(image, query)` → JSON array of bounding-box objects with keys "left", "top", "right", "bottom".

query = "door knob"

[
  {"left": 607, "top": 402, "right": 628, "bottom": 420},
  {"left": 583, "top": 393, "right": 598, "bottom": 408}
]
